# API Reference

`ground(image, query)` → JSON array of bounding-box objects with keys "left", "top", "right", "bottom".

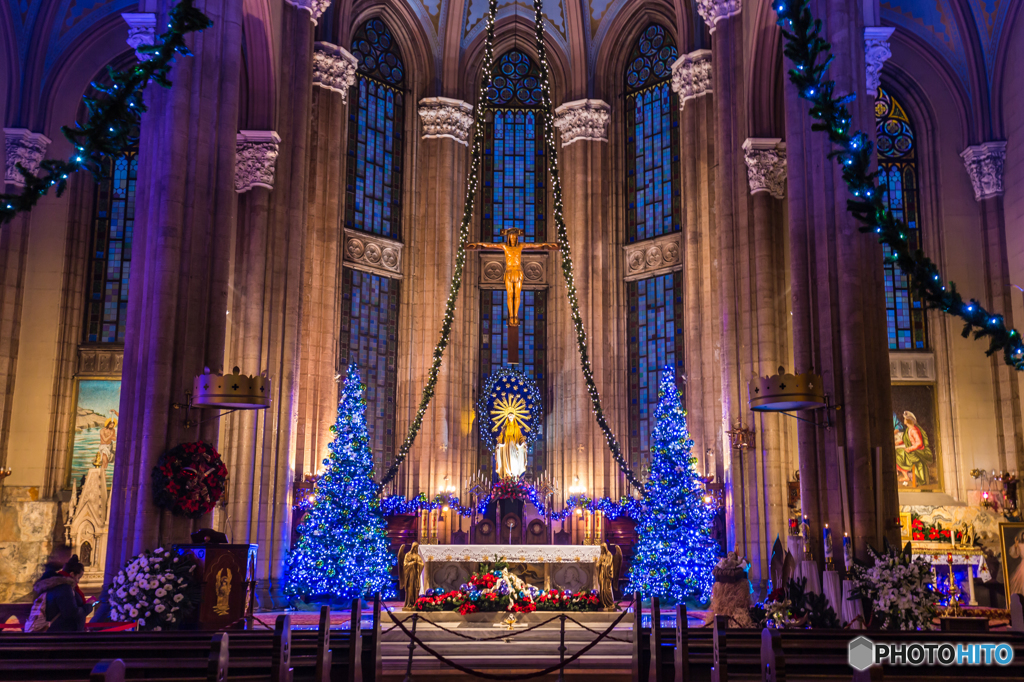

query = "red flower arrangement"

[
  {"left": 492, "top": 478, "right": 532, "bottom": 501},
  {"left": 152, "top": 441, "right": 228, "bottom": 519},
  {"left": 910, "top": 516, "right": 952, "bottom": 543}
]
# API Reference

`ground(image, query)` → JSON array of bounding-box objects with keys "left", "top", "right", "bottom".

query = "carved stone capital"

[
  {"left": 864, "top": 27, "right": 894, "bottom": 95},
  {"left": 285, "top": 0, "right": 331, "bottom": 24},
  {"left": 960, "top": 141, "right": 1006, "bottom": 201},
  {"left": 889, "top": 351, "right": 936, "bottom": 383},
  {"left": 3, "top": 128, "right": 51, "bottom": 187},
  {"left": 622, "top": 233, "right": 683, "bottom": 282},
  {"left": 552, "top": 99, "right": 610, "bottom": 146},
  {"left": 479, "top": 252, "right": 548, "bottom": 288},
  {"left": 742, "top": 138, "right": 787, "bottom": 200},
  {"left": 313, "top": 42, "right": 358, "bottom": 103},
  {"left": 418, "top": 97, "right": 474, "bottom": 145},
  {"left": 670, "top": 50, "right": 713, "bottom": 106},
  {"left": 235, "top": 131, "right": 281, "bottom": 193},
  {"left": 122, "top": 13, "right": 157, "bottom": 60},
  {"left": 77, "top": 345, "right": 125, "bottom": 377},
  {"left": 344, "top": 229, "right": 404, "bottom": 278},
  {"left": 696, "top": 0, "right": 741, "bottom": 32}
]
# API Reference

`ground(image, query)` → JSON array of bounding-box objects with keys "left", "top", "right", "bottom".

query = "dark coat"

[{"left": 32, "top": 573, "right": 89, "bottom": 632}]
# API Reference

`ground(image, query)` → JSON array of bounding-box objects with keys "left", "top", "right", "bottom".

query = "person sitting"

[{"left": 27, "top": 555, "right": 92, "bottom": 632}]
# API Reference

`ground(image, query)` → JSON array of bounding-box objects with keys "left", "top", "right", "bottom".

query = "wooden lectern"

[{"left": 173, "top": 543, "right": 257, "bottom": 630}]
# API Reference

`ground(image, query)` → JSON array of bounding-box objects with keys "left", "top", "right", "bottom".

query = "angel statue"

[
  {"left": 492, "top": 395, "right": 530, "bottom": 479},
  {"left": 397, "top": 543, "right": 424, "bottom": 610},
  {"left": 596, "top": 543, "right": 622, "bottom": 610},
  {"left": 467, "top": 228, "right": 560, "bottom": 326}
]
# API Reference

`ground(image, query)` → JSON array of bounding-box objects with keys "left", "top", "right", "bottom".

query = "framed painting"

[
  {"left": 1000, "top": 522, "right": 1024, "bottom": 607},
  {"left": 67, "top": 379, "right": 121, "bottom": 489},
  {"left": 891, "top": 383, "right": 941, "bottom": 492}
]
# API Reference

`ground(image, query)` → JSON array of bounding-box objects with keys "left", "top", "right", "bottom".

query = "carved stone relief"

[
  {"left": 343, "top": 228, "right": 403, "bottom": 279},
  {"left": 622, "top": 233, "right": 683, "bottom": 282},
  {"left": 888, "top": 352, "right": 936, "bottom": 383},
  {"left": 479, "top": 252, "right": 548, "bottom": 288}
]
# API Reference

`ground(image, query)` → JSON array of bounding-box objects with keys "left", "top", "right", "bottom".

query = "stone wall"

[{"left": 0, "top": 487, "right": 63, "bottom": 602}]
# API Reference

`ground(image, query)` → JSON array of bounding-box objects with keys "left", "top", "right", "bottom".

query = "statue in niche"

[
  {"left": 80, "top": 541, "right": 93, "bottom": 567},
  {"left": 467, "top": 228, "right": 559, "bottom": 326},
  {"left": 213, "top": 568, "right": 232, "bottom": 616},
  {"left": 399, "top": 543, "right": 424, "bottom": 610},
  {"left": 491, "top": 395, "right": 529, "bottom": 480}
]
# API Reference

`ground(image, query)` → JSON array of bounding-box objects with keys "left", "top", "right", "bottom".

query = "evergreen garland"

[
  {"left": 0, "top": 1, "right": 212, "bottom": 225},
  {"left": 775, "top": 0, "right": 1024, "bottom": 370}
]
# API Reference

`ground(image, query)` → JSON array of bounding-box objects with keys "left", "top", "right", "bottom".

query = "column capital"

[
  {"left": 285, "top": 0, "right": 331, "bottom": 24},
  {"left": 3, "top": 128, "right": 51, "bottom": 187},
  {"left": 742, "top": 138, "right": 787, "bottom": 199},
  {"left": 696, "top": 0, "right": 741, "bottom": 32},
  {"left": 122, "top": 13, "right": 157, "bottom": 61},
  {"left": 671, "top": 50, "right": 713, "bottom": 106},
  {"left": 960, "top": 141, "right": 1006, "bottom": 201},
  {"left": 235, "top": 130, "right": 281, "bottom": 193},
  {"left": 418, "top": 97, "right": 474, "bottom": 145},
  {"left": 313, "top": 42, "right": 358, "bottom": 103},
  {"left": 553, "top": 99, "right": 610, "bottom": 146},
  {"left": 864, "top": 26, "right": 894, "bottom": 95}
]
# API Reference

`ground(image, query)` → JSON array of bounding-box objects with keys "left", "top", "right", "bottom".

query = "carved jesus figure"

[{"left": 467, "top": 228, "right": 559, "bottom": 326}]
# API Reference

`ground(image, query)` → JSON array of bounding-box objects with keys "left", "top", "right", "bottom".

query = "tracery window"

[
  {"left": 875, "top": 87, "right": 926, "bottom": 350},
  {"left": 624, "top": 24, "right": 680, "bottom": 244},
  {"left": 84, "top": 151, "right": 138, "bottom": 344},
  {"left": 627, "top": 274, "right": 684, "bottom": 470},
  {"left": 482, "top": 49, "right": 546, "bottom": 243},
  {"left": 479, "top": 289, "right": 547, "bottom": 473},
  {"left": 339, "top": 269, "right": 401, "bottom": 474},
  {"left": 346, "top": 18, "right": 405, "bottom": 240}
]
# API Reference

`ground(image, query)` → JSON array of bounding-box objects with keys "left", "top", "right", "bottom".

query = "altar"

[{"left": 417, "top": 544, "right": 603, "bottom": 595}]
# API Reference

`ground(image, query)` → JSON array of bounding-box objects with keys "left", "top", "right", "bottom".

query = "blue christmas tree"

[
  {"left": 284, "top": 364, "right": 395, "bottom": 602},
  {"left": 627, "top": 366, "right": 718, "bottom": 604}
]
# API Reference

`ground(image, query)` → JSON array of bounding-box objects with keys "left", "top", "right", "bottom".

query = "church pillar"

[
  {"left": 960, "top": 143, "right": 1024, "bottom": 474},
  {"left": 549, "top": 99, "right": 622, "bottom": 500},
  {"left": 104, "top": 0, "right": 243, "bottom": 585},
  {"left": 783, "top": 0, "right": 899, "bottom": 561},
  {"left": 403, "top": 98, "right": 473, "bottom": 499}
]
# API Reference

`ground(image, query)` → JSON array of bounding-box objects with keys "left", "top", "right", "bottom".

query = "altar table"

[
  {"left": 911, "top": 543, "right": 991, "bottom": 606},
  {"left": 417, "top": 544, "right": 602, "bottom": 594}
]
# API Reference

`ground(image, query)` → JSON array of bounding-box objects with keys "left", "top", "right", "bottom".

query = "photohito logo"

[{"left": 848, "top": 636, "right": 1014, "bottom": 670}]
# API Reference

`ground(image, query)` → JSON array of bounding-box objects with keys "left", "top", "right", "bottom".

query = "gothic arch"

[
  {"left": 241, "top": 0, "right": 277, "bottom": 130},
  {"left": 745, "top": 0, "right": 785, "bottom": 138},
  {"left": 348, "top": 0, "right": 436, "bottom": 99},
  {"left": 594, "top": 0, "right": 679, "bottom": 103}
]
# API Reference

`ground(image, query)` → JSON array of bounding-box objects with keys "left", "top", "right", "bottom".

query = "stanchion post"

[
  {"left": 558, "top": 614, "right": 567, "bottom": 682},
  {"left": 404, "top": 613, "right": 418, "bottom": 682},
  {"left": 674, "top": 603, "right": 688, "bottom": 682}
]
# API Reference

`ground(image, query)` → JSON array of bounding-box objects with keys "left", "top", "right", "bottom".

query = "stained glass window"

[
  {"left": 627, "top": 273, "right": 684, "bottom": 470},
  {"left": 84, "top": 152, "right": 138, "bottom": 344},
  {"left": 625, "top": 24, "right": 680, "bottom": 244},
  {"left": 482, "top": 49, "right": 546, "bottom": 243},
  {"left": 346, "top": 18, "right": 405, "bottom": 240},
  {"left": 340, "top": 269, "right": 401, "bottom": 474},
  {"left": 479, "top": 289, "right": 547, "bottom": 473},
  {"left": 875, "top": 87, "right": 926, "bottom": 350}
]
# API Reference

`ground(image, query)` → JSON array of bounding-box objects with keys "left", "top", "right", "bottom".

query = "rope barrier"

[
  {"left": 383, "top": 601, "right": 566, "bottom": 642},
  {"left": 562, "top": 614, "right": 632, "bottom": 643}
]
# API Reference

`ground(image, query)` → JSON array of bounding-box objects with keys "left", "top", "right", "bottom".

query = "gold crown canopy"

[
  {"left": 749, "top": 366, "right": 825, "bottom": 412},
  {"left": 192, "top": 367, "right": 271, "bottom": 409}
]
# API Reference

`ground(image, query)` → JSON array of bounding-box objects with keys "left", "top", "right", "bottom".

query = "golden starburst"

[{"left": 491, "top": 394, "right": 530, "bottom": 432}]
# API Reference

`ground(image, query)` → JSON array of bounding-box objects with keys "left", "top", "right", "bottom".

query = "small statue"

[
  {"left": 213, "top": 568, "right": 232, "bottom": 616},
  {"left": 709, "top": 552, "right": 754, "bottom": 627},
  {"left": 467, "top": 228, "right": 560, "bottom": 326},
  {"left": 596, "top": 543, "right": 621, "bottom": 610},
  {"left": 399, "top": 543, "right": 424, "bottom": 610}
]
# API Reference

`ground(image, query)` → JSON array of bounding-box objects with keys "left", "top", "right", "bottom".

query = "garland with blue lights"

[
  {"left": 284, "top": 365, "right": 394, "bottom": 602},
  {"left": 477, "top": 366, "right": 543, "bottom": 453},
  {"left": 775, "top": 0, "right": 1024, "bottom": 370},
  {"left": 366, "top": 487, "right": 648, "bottom": 521},
  {"left": 0, "top": 1, "right": 212, "bottom": 225},
  {"left": 626, "top": 366, "right": 717, "bottom": 604}
]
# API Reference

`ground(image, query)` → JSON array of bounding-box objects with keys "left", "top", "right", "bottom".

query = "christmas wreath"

[{"left": 152, "top": 441, "right": 228, "bottom": 518}]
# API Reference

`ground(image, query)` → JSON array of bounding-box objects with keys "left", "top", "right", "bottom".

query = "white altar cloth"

[{"left": 418, "top": 544, "right": 602, "bottom": 564}]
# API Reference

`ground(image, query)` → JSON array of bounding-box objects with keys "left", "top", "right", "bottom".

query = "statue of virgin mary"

[{"left": 495, "top": 413, "right": 528, "bottom": 479}]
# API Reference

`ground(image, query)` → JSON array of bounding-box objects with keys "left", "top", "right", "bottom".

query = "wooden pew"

[{"left": 90, "top": 660, "right": 125, "bottom": 682}]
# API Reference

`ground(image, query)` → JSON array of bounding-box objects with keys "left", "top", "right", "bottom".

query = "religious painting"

[
  {"left": 999, "top": 522, "right": 1024, "bottom": 607},
  {"left": 891, "top": 383, "right": 941, "bottom": 492},
  {"left": 899, "top": 511, "right": 913, "bottom": 542},
  {"left": 67, "top": 379, "right": 121, "bottom": 489}
]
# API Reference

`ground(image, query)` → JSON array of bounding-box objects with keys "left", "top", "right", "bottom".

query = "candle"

[
  {"left": 843, "top": 533, "right": 852, "bottom": 571},
  {"left": 823, "top": 524, "right": 833, "bottom": 561},
  {"left": 800, "top": 515, "right": 810, "bottom": 553}
]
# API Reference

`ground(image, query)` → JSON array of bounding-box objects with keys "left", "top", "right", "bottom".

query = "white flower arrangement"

[
  {"left": 109, "top": 547, "right": 196, "bottom": 631},
  {"left": 848, "top": 541, "right": 937, "bottom": 631}
]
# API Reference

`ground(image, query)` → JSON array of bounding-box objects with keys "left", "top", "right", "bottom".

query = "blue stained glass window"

[
  {"left": 627, "top": 273, "right": 684, "bottom": 470},
  {"left": 479, "top": 289, "right": 547, "bottom": 474},
  {"left": 625, "top": 25, "right": 680, "bottom": 243},
  {"left": 346, "top": 19, "right": 405, "bottom": 240},
  {"left": 482, "top": 49, "right": 546, "bottom": 243},
  {"left": 875, "top": 87, "right": 926, "bottom": 350},
  {"left": 84, "top": 152, "right": 138, "bottom": 344},
  {"left": 340, "top": 269, "right": 401, "bottom": 474}
]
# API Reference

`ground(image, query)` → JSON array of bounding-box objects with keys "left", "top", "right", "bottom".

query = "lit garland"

[
  {"left": 477, "top": 367, "right": 543, "bottom": 453},
  {"left": 379, "top": 493, "right": 489, "bottom": 518},
  {"left": 0, "top": 1, "right": 212, "bottom": 225},
  {"left": 775, "top": 0, "right": 1024, "bottom": 370},
  {"left": 528, "top": 0, "right": 644, "bottom": 492},
  {"left": 375, "top": 0, "right": 500, "bottom": 491}
]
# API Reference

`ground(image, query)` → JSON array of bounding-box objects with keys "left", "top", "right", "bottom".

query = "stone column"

[
  {"left": 548, "top": 99, "right": 622, "bottom": 500},
  {"left": 403, "top": 97, "right": 473, "bottom": 498},
  {"left": 104, "top": 0, "right": 244, "bottom": 587},
  {"left": 961, "top": 142, "right": 1024, "bottom": 474},
  {"left": 783, "top": 0, "right": 899, "bottom": 561}
]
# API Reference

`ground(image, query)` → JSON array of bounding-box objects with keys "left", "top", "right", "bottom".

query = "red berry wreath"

[{"left": 152, "top": 441, "right": 228, "bottom": 518}]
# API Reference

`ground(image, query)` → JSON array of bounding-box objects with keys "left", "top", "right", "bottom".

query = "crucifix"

[{"left": 467, "top": 228, "right": 559, "bottom": 363}]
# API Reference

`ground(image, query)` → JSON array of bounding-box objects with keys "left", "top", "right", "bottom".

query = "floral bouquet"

[
  {"left": 109, "top": 547, "right": 198, "bottom": 631},
  {"left": 534, "top": 589, "right": 601, "bottom": 611},
  {"left": 848, "top": 541, "right": 937, "bottom": 630}
]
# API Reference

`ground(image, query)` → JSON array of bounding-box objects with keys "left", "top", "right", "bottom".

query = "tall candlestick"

[
  {"left": 800, "top": 515, "right": 810, "bottom": 556},
  {"left": 823, "top": 524, "right": 834, "bottom": 569},
  {"left": 843, "top": 533, "right": 852, "bottom": 571}
]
